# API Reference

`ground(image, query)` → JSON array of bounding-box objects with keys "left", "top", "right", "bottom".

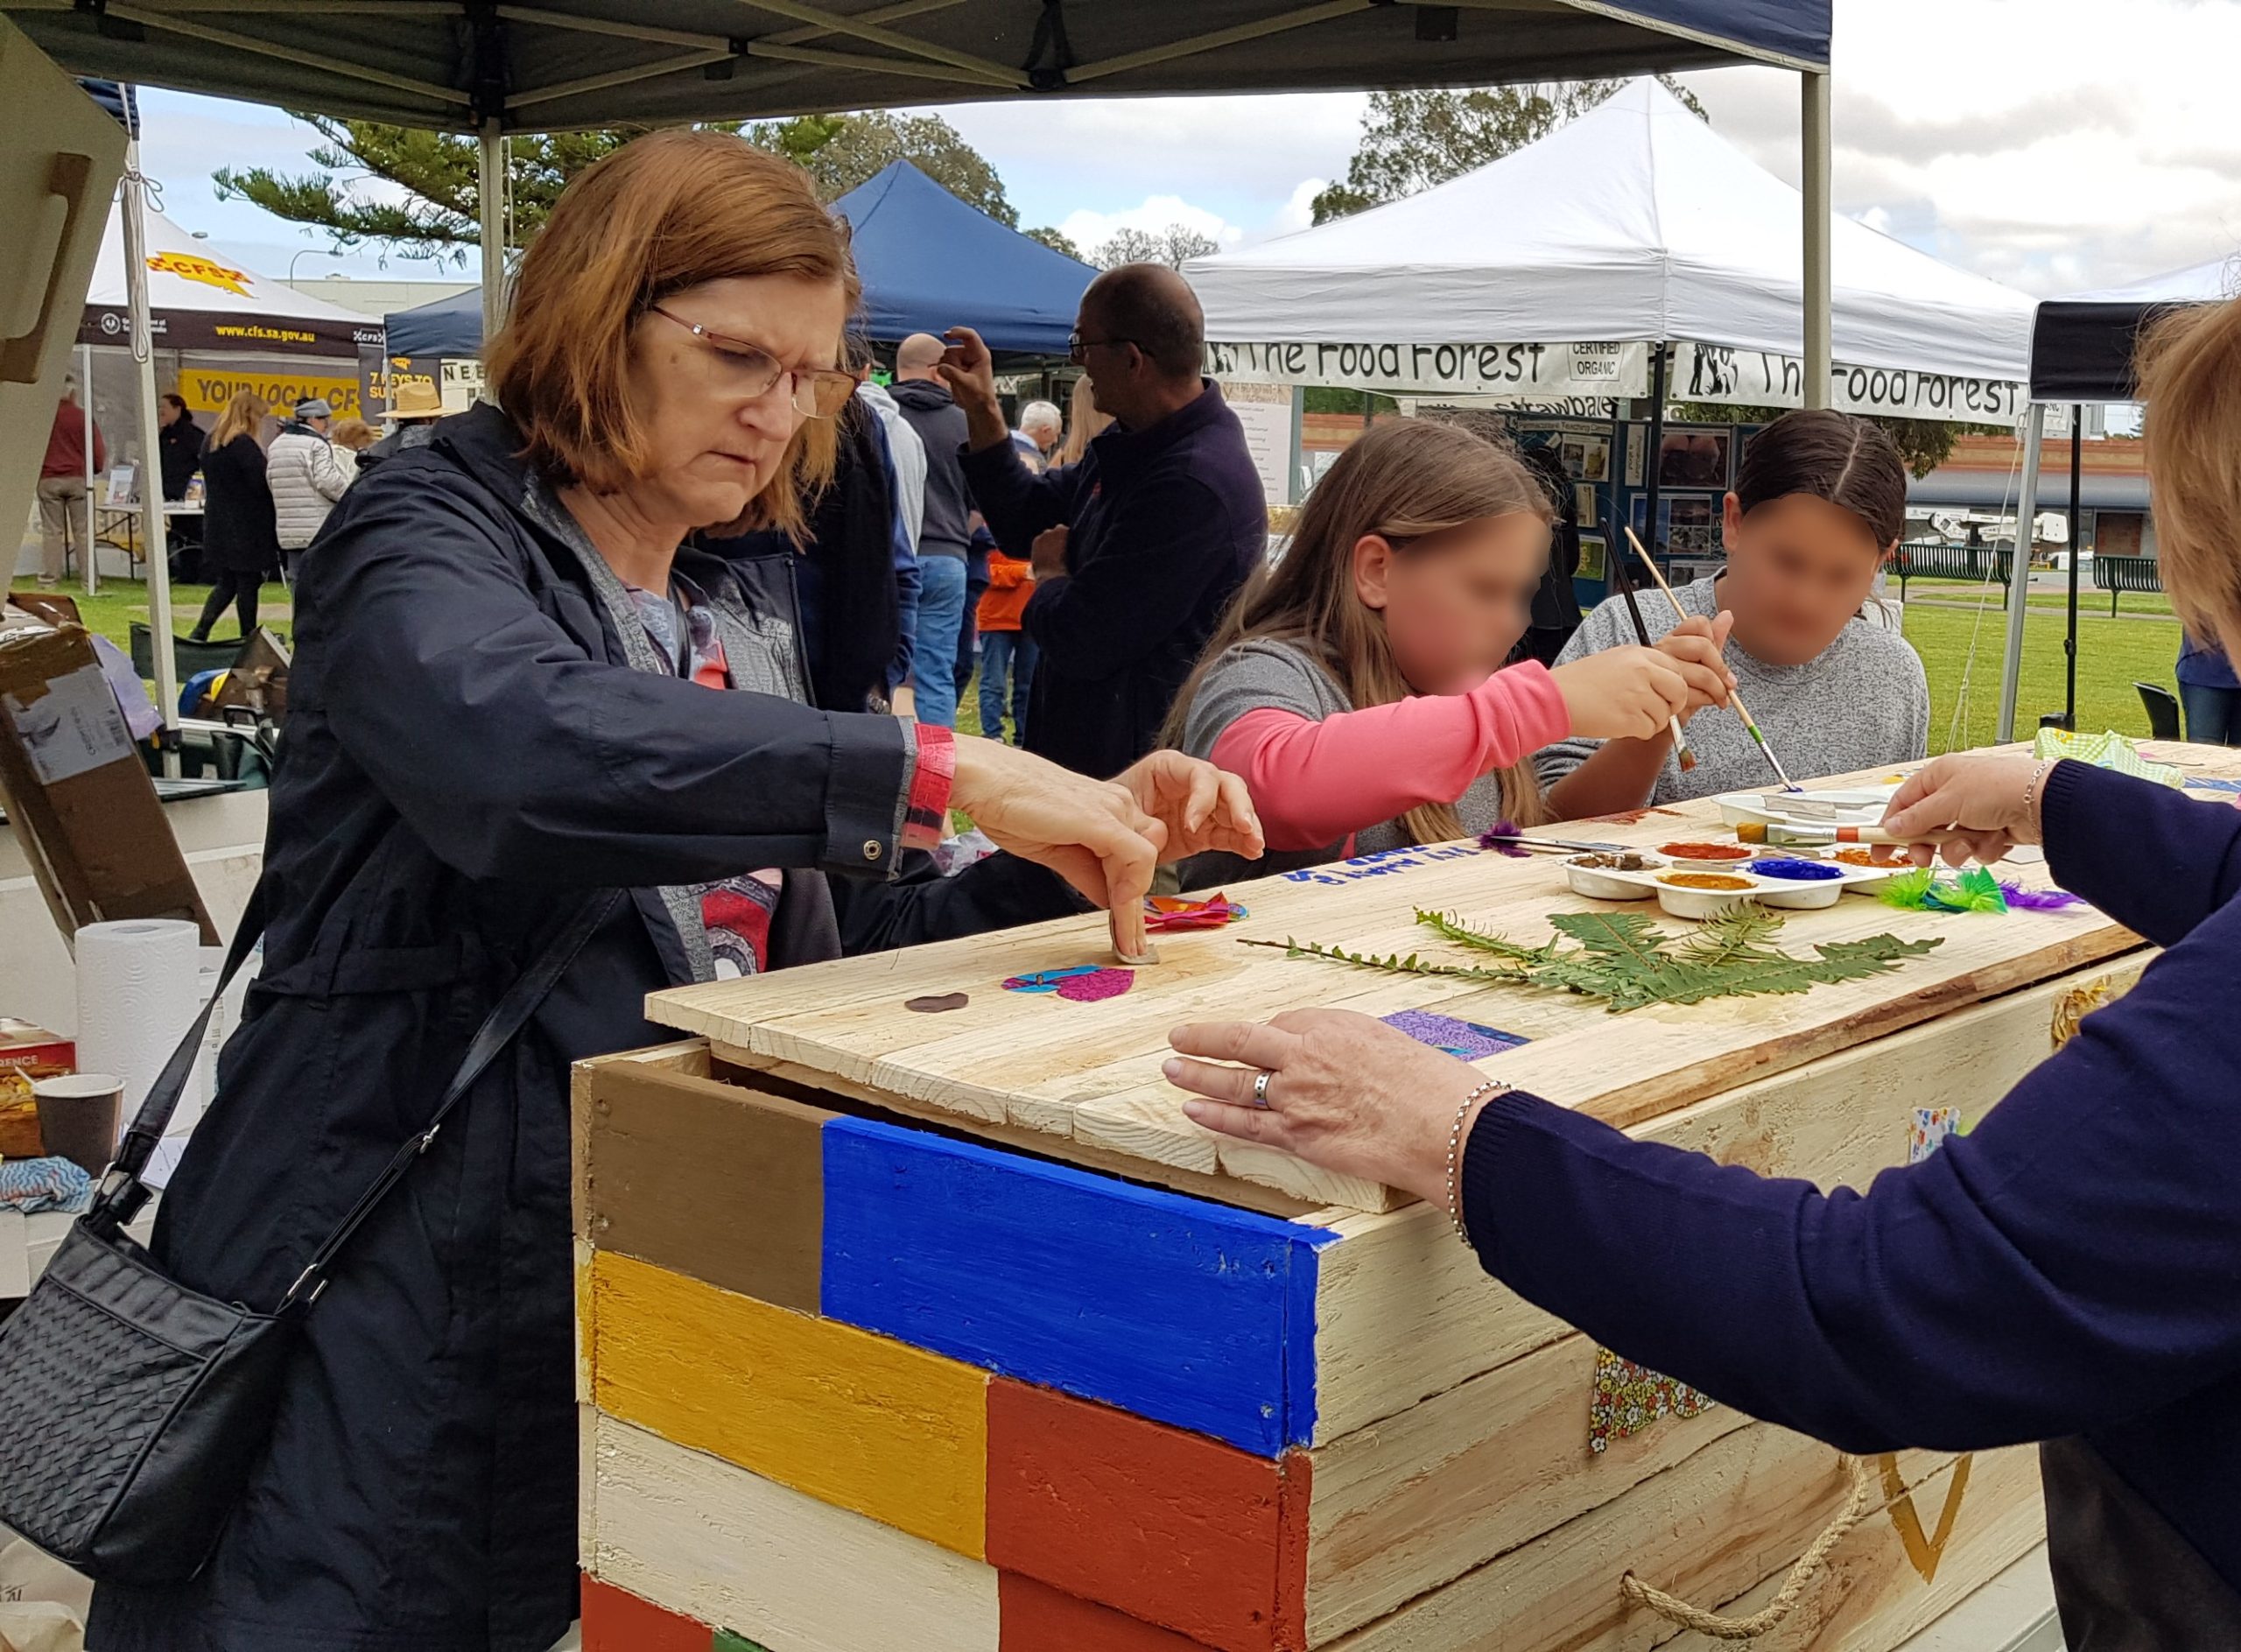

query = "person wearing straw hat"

[{"left": 356, "top": 377, "right": 446, "bottom": 475}]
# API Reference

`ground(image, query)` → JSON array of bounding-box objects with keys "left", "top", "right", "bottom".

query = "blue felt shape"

[
  {"left": 2185, "top": 777, "right": 2241, "bottom": 795},
  {"left": 1002, "top": 965, "right": 1102, "bottom": 994},
  {"left": 821, "top": 1115, "right": 1335, "bottom": 1455}
]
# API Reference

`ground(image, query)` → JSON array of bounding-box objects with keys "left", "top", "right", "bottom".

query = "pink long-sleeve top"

[{"left": 1177, "top": 638, "right": 1570, "bottom": 854}]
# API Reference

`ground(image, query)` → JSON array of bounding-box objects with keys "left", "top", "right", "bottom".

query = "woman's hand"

[
  {"left": 1880, "top": 751, "right": 2053, "bottom": 867},
  {"left": 1114, "top": 749, "right": 1266, "bottom": 865},
  {"left": 1550, "top": 645, "right": 1723, "bottom": 742},
  {"left": 949, "top": 742, "right": 1264, "bottom": 916},
  {"left": 1164, "top": 1009, "right": 1502, "bottom": 1206},
  {"left": 1654, "top": 613, "right": 1738, "bottom": 716}
]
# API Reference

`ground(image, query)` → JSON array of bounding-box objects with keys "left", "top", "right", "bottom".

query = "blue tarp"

[{"left": 384, "top": 160, "right": 1095, "bottom": 359}]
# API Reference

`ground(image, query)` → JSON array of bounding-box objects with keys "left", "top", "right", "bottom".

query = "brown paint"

[
  {"left": 1000, "top": 1571, "right": 1229, "bottom": 1652},
  {"left": 987, "top": 1379, "right": 1309, "bottom": 1652},
  {"left": 907, "top": 993, "right": 972, "bottom": 1013},
  {"left": 585, "top": 1061, "right": 830, "bottom": 1315}
]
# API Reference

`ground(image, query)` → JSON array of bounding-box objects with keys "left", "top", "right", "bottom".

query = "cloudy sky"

[{"left": 139, "top": 0, "right": 2241, "bottom": 299}]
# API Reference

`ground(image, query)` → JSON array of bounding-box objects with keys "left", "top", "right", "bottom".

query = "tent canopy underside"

[{"left": 1, "top": 0, "right": 1830, "bottom": 133}]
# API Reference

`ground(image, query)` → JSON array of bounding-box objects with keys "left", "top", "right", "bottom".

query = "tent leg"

[
  {"left": 81, "top": 341, "right": 97, "bottom": 597},
  {"left": 1996, "top": 408, "right": 2044, "bottom": 744},
  {"left": 2065, "top": 409, "right": 2083, "bottom": 729},
  {"left": 1639, "top": 341, "right": 1668, "bottom": 566},
  {"left": 1801, "top": 71, "right": 1833, "bottom": 411},
  {"left": 121, "top": 137, "right": 179, "bottom": 775},
  {"left": 479, "top": 121, "right": 505, "bottom": 358}
]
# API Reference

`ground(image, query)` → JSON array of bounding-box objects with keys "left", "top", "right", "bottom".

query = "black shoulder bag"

[{"left": 0, "top": 888, "right": 616, "bottom": 1585}]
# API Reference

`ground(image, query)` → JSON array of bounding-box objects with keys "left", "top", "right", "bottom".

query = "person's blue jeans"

[
  {"left": 2181, "top": 682, "right": 2241, "bottom": 746},
  {"left": 910, "top": 554, "right": 968, "bottom": 728},
  {"left": 976, "top": 629, "right": 1038, "bottom": 745}
]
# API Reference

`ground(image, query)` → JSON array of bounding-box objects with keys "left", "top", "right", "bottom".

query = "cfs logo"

[{"left": 147, "top": 252, "right": 253, "bottom": 299}]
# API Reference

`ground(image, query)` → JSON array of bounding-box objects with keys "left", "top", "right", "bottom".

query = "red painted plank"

[
  {"left": 1000, "top": 1572, "right": 1226, "bottom": 1652},
  {"left": 987, "top": 1380, "right": 1309, "bottom": 1652},
  {"left": 581, "top": 1574, "right": 713, "bottom": 1652}
]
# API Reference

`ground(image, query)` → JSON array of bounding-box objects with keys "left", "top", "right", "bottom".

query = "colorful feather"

[
  {"left": 1880, "top": 866, "right": 2036, "bottom": 915},
  {"left": 1999, "top": 882, "right": 2086, "bottom": 911},
  {"left": 1479, "top": 820, "right": 1532, "bottom": 859}
]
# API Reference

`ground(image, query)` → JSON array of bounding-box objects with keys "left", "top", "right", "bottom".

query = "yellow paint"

[
  {"left": 1879, "top": 1451, "right": 1972, "bottom": 1583},
  {"left": 178, "top": 369, "right": 362, "bottom": 420},
  {"left": 587, "top": 1250, "right": 988, "bottom": 1558}
]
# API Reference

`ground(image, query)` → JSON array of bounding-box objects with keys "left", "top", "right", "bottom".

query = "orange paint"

[
  {"left": 1661, "top": 841, "right": 1753, "bottom": 861},
  {"left": 1836, "top": 847, "right": 1885, "bottom": 867},
  {"left": 1659, "top": 872, "right": 1754, "bottom": 891},
  {"left": 987, "top": 1379, "right": 1309, "bottom": 1652},
  {"left": 581, "top": 1575, "right": 712, "bottom": 1652},
  {"left": 1000, "top": 1573, "right": 1227, "bottom": 1652}
]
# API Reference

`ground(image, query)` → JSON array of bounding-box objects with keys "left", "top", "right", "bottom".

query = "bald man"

[
  {"left": 944, "top": 264, "right": 1266, "bottom": 779},
  {"left": 890, "top": 331, "right": 978, "bottom": 729}
]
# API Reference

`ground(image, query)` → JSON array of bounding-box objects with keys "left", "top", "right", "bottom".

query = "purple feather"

[
  {"left": 1999, "top": 882, "right": 2085, "bottom": 911},
  {"left": 1479, "top": 820, "right": 1532, "bottom": 859}
]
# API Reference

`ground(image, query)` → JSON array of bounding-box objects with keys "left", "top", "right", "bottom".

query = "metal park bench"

[
  {"left": 2092, "top": 554, "right": 2163, "bottom": 615},
  {"left": 1889, "top": 540, "right": 2013, "bottom": 601}
]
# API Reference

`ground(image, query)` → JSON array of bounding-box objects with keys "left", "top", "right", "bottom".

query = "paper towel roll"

[{"left": 74, "top": 918, "right": 204, "bottom": 1121}]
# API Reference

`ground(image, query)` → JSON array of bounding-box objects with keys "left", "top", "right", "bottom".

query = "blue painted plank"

[{"left": 821, "top": 1115, "right": 1337, "bottom": 1456}]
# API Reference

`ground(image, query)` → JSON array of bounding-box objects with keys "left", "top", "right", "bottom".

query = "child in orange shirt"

[{"left": 975, "top": 529, "right": 1043, "bottom": 744}]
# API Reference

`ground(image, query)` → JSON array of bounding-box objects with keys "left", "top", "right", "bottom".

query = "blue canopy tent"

[
  {"left": 385, "top": 159, "right": 1095, "bottom": 360},
  {"left": 832, "top": 161, "right": 1092, "bottom": 355}
]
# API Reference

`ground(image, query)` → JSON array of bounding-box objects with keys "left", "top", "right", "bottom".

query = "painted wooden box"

[{"left": 573, "top": 752, "right": 2237, "bottom": 1652}]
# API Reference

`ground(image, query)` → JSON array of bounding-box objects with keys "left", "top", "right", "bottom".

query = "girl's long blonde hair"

[
  {"left": 210, "top": 390, "right": 268, "bottom": 447},
  {"left": 2140, "top": 292, "right": 2241, "bottom": 658},
  {"left": 1169, "top": 418, "right": 1556, "bottom": 845},
  {"left": 1057, "top": 375, "right": 1112, "bottom": 466}
]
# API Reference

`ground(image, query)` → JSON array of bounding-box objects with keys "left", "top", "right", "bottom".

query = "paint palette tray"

[
  {"left": 1713, "top": 784, "right": 1901, "bottom": 831},
  {"left": 1578, "top": 857, "right": 1897, "bottom": 919}
]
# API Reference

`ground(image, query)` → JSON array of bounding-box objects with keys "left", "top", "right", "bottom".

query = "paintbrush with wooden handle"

[
  {"left": 1620, "top": 525, "right": 1798, "bottom": 792},
  {"left": 1594, "top": 510, "right": 1697, "bottom": 772},
  {"left": 1736, "top": 822, "right": 1901, "bottom": 848}
]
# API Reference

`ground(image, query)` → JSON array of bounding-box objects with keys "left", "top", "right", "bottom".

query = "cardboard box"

[
  {"left": 0, "top": 621, "right": 214, "bottom": 946},
  {"left": 206, "top": 625, "right": 291, "bottom": 722},
  {"left": 0, "top": 1020, "right": 69, "bottom": 1157}
]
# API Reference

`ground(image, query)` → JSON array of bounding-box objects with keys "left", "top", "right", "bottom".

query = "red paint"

[
  {"left": 987, "top": 1380, "right": 1309, "bottom": 1652},
  {"left": 1661, "top": 841, "right": 1753, "bottom": 861},
  {"left": 1001, "top": 1572, "right": 1227, "bottom": 1652},
  {"left": 581, "top": 1575, "right": 713, "bottom": 1652}
]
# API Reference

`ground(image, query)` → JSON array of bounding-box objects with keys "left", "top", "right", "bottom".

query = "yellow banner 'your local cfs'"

[{"left": 179, "top": 370, "right": 363, "bottom": 420}]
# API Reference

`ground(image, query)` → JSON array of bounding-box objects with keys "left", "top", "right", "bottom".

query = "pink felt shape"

[{"left": 1054, "top": 967, "right": 1135, "bottom": 1002}]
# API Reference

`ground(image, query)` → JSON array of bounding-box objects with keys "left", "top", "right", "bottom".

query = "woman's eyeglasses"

[{"left": 650, "top": 306, "right": 857, "bottom": 418}]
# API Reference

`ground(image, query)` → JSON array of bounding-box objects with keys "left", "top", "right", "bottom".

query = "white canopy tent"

[
  {"left": 1186, "top": 78, "right": 2034, "bottom": 421},
  {"left": 82, "top": 202, "right": 376, "bottom": 357}
]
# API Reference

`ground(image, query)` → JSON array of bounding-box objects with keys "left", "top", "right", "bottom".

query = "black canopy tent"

[
  {"left": 1991, "top": 257, "right": 2233, "bottom": 741},
  {"left": 2, "top": 1, "right": 1840, "bottom": 398}
]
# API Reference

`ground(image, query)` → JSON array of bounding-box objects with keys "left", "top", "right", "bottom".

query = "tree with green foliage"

[
  {"left": 1311, "top": 78, "right": 1707, "bottom": 224},
  {"left": 215, "top": 109, "right": 1015, "bottom": 263},
  {"left": 1667, "top": 400, "right": 1983, "bottom": 479},
  {"left": 1022, "top": 226, "right": 1086, "bottom": 263}
]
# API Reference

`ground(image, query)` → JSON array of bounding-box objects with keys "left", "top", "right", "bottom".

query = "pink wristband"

[{"left": 903, "top": 724, "right": 956, "bottom": 850}]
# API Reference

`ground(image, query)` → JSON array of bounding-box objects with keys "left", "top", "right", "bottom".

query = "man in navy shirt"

[{"left": 946, "top": 266, "right": 1266, "bottom": 780}]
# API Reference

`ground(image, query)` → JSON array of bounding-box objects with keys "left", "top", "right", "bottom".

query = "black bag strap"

[{"left": 93, "top": 886, "right": 619, "bottom": 1318}]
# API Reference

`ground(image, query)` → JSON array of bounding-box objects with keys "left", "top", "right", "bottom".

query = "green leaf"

[{"left": 1247, "top": 903, "right": 1943, "bottom": 1014}]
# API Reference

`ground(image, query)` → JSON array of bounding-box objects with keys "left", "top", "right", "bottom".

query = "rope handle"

[{"left": 1620, "top": 1452, "right": 1879, "bottom": 1641}]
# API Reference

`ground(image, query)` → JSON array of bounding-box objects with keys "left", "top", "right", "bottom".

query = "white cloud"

[
  {"left": 1263, "top": 179, "right": 1328, "bottom": 243},
  {"left": 1057, "top": 195, "right": 1246, "bottom": 258}
]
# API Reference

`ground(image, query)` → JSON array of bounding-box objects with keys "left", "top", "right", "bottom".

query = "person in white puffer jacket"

[{"left": 265, "top": 397, "right": 354, "bottom": 572}]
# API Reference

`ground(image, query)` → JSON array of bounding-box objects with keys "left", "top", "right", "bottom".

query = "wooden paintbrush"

[
  {"left": 1620, "top": 525, "right": 1798, "bottom": 792},
  {"left": 1596, "top": 510, "right": 1697, "bottom": 772},
  {"left": 1736, "top": 822, "right": 1900, "bottom": 847}
]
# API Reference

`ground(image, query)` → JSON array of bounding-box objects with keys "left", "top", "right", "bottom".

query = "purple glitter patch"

[
  {"left": 1381, "top": 1009, "right": 1529, "bottom": 1060},
  {"left": 1054, "top": 967, "right": 1135, "bottom": 1002}
]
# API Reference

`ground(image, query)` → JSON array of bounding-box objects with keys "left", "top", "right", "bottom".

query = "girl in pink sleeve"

[{"left": 1164, "top": 420, "right": 1732, "bottom": 873}]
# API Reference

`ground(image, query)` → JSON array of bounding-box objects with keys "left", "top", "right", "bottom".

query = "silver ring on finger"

[{"left": 1252, "top": 1070, "right": 1274, "bottom": 1108}]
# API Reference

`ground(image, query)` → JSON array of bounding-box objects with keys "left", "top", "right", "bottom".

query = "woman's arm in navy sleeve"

[
  {"left": 1461, "top": 893, "right": 2241, "bottom": 1452},
  {"left": 2041, "top": 761, "right": 2241, "bottom": 944}
]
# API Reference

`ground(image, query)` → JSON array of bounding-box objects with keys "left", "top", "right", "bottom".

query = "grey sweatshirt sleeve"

[{"left": 1179, "top": 640, "right": 1347, "bottom": 762}]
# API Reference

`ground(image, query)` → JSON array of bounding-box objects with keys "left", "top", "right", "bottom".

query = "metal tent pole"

[
  {"left": 1801, "top": 72, "right": 1834, "bottom": 411},
  {"left": 479, "top": 121, "right": 506, "bottom": 359},
  {"left": 1639, "top": 342, "right": 1669, "bottom": 565},
  {"left": 120, "top": 137, "right": 179, "bottom": 773},
  {"left": 1996, "top": 409, "right": 2046, "bottom": 744},
  {"left": 2065, "top": 408, "right": 2083, "bottom": 729},
  {"left": 80, "top": 341, "right": 97, "bottom": 596}
]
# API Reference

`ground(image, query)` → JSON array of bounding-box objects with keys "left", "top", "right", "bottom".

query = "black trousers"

[{"left": 192, "top": 569, "right": 263, "bottom": 640}]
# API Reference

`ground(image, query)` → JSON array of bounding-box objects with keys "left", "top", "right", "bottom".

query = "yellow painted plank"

[{"left": 587, "top": 1249, "right": 988, "bottom": 1558}]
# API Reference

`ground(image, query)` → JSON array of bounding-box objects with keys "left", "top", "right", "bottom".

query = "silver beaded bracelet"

[{"left": 1446, "top": 1079, "right": 1506, "bottom": 1247}]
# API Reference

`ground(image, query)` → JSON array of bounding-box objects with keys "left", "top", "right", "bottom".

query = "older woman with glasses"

[{"left": 88, "top": 132, "right": 1260, "bottom": 1652}]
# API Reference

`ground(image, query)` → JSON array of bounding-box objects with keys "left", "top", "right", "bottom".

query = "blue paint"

[{"left": 821, "top": 1115, "right": 1336, "bottom": 1455}]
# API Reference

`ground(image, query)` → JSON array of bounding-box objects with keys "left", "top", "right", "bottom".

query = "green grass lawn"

[
  {"left": 24, "top": 576, "right": 294, "bottom": 655},
  {"left": 1900, "top": 601, "right": 2181, "bottom": 755},
  {"left": 1900, "top": 577, "right": 2174, "bottom": 618}
]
